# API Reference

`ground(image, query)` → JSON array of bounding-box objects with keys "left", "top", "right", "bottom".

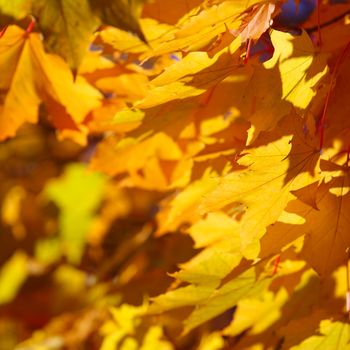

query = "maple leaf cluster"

[{"left": 1, "top": 0, "right": 350, "bottom": 349}]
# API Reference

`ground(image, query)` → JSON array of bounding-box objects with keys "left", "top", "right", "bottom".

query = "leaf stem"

[
  {"left": 0, "top": 25, "right": 8, "bottom": 39},
  {"left": 244, "top": 39, "right": 252, "bottom": 64},
  {"left": 25, "top": 16, "right": 36, "bottom": 36},
  {"left": 306, "top": 9, "right": 350, "bottom": 34}
]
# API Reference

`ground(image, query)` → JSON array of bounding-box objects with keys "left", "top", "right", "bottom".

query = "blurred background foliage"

[{"left": 0, "top": 123, "right": 197, "bottom": 349}]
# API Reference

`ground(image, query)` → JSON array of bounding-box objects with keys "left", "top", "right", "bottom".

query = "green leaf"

[
  {"left": 88, "top": 0, "right": 146, "bottom": 42},
  {"left": 31, "top": 0, "right": 100, "bottom": 73},
  {"left": 45, "top": 163, "right": 106, "bottom": 264}
]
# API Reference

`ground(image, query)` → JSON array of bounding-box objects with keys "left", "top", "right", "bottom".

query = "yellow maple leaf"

[
  {"left": 91, "top": 133, "right": 194, "bottom": 190},
  {"left": 0, "top": 26, "right": 101, "bottom": 143},
  {"left": 200, "top": 115, "right": 321, "bottom": 259},
  {"left": 261, "top": 174, "right": 350, "bottom": 276}
]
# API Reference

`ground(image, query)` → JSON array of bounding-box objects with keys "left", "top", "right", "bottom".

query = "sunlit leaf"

[
  {"left": 0, "top": 26, "right": 101, "bottom": 142},
  {"left": 291, "top": 320, "right": 350, "bottom": 350}
]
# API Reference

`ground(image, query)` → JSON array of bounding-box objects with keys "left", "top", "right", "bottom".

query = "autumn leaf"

[
  {"left": 31, "top": 0, "right": 100, "bottom": 73},
  {"left": 155, "top": 171, "right": 218, "bottom": 234},
  {"left": 143, "top": 0, "right": 203, "bottom": 25},
  {"left": 0, "top": 26, "right": 101, "bottom": 142},
  {"left": 261, "top": 174, "right": 350, "bottom": 276},
  {"left": 151, "top": 257, "right": 306, "bottom": 334},
  {"left": 101, "top": 0, "right": 262, "bottom": 59},
  {"left": 199, "top": 115, "right": 321, "bottom": 259},
  {"left": 88, "top": 0, "right": 146, "bottom": 43},
  {"left": 2, "top": 1, "right": 350, "bottom": 349},
  {"left": 45, "top": 163, "right": 106, "bottom": 264},
  {"left": 0, "top": 251, "right": 28, "bottom": 304},
  {"left": 101, "top": 303, "right": 174, "bottom": 350},
  {"left": 90, "top": 132, "right": 195, "bottom": 190},
  {"left": 222, "top": 289, "right": 288, "bottom": 336},
  {"left": 0, "top": 0, "right": 30, "bottom": 24},
  {"left": 0, "top": 0, "right": 146, "bottom": 71},
  {"left": 237, "top": 1, "right": 275, "bottom": 42},
  {"left": 137, "top": 38, "right": 242, "bottom": 108},
  {"left": 242, "top": 29, "right": 328, "bottom": 143},
  {"left": 291, "top": 320, "right": 350, "bottom": 350}
]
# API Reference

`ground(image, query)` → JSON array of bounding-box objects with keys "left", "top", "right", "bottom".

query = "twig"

[{"left": 306, "top": 9, "right": 350, "bottom": 34}]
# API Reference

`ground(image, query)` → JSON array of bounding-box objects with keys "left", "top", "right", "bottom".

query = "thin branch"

[{"left": 306, "top": 9, "right": 350, "bottom": 34}]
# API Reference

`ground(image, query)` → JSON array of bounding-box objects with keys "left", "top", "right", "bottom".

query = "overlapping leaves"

[{"left": 2, "top": 0, "right": 350, "bottom": 349}]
